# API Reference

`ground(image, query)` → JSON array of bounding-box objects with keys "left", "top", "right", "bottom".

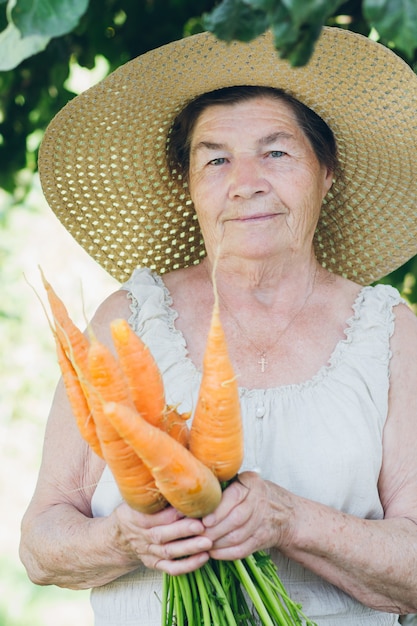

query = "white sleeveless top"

[{"left": 91, "top": 267, "right": 403, "bottom": 625}]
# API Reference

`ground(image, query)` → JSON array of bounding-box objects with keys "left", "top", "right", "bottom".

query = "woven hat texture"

[{"left": 38, "top": 27, "right": 417, "bottom": 284}]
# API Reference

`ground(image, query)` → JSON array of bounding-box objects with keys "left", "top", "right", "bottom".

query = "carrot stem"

[
  {"left": 194, "top": 567, "right": 211, "bottom": 626},
  {"left": 161, "top": 573, "right": 169, "bottom": 625},
  {"left": 188, "top": 571, "right": 202, "bottom": 624},
  {"left": 231, "top": 559, "right": 275, "bottom": 626},
  {"left": 174, "top": 577, "right": 185, "bottom": 626},
  {"left": 177, "top": 574, "right": 195, "bottom": 624},
  {"left": 218, "top": 560, "right": 257, "bottom": 625},
  {"left": 201, "top": 562, "right": 238, "bottom": 626},
  {"left": 248, "top": 552, "right": 318, "bottom": 625}
]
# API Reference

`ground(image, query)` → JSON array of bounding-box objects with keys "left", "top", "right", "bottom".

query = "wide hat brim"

[{"left": 38, "top": 27, "right": 417, "bottom": 284}]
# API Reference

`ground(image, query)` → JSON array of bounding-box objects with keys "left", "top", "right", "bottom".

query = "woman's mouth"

[{"left": 234, "top": 211, "right": 283, "bottom": 222}]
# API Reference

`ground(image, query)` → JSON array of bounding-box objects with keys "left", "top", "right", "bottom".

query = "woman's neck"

[{"left": 202, "top": 253, "right": 320, "bottom": 310}]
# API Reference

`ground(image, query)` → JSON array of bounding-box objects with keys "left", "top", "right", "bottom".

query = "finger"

[
  {"left": 151, "top": 533, "right": 212, "bottom": 562},
  {"left": 209, "top": 538, "right": 256, "bottom": 562},
  {"left": 203, "top": 507, "right": 250, "bottom": 546},
  {"left": 237, "top": 470, "right": 264, "bottom": 491},
  {"left": 202, "top": 479, "right": 249, "bottom": 528},
  {"left": 150, "top": 518, "right": 207, "bottom": 546},
  {"left": 156, "top": 551, "right": 210, "bottom": 576},
  {"left": 116, "top": 502, "right": 183, "bottom": 531},
  {"left": 135, "top": 505, "right": 184, "bottom": 528}
]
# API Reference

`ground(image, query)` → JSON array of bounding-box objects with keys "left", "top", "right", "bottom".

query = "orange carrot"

[
  {"left": 103, "top": 401, "right": 222, "bottom": 518},
  {"left": 87, "top": 335, "right": 167, "bottom": 513},
  {"left": 110, "top": 318, "right": 190, "bottom": 444},
  {"left": 55, "top": 337, "right": 103, "bottom": 458},
  {"left": 40, "top": 268, "right": 89, "bottom": 372},
  {"left": 162, "top": 406, "right": 190, "bottom": 447},
  {"left": 110, "top": 318, "right": 166, "bottom": 424},
  {"left": 38, "top": 270, "right": 102, "bottom": 456},
  {"left": 189, "top": 272, "right": 243, "bottom": 482}
]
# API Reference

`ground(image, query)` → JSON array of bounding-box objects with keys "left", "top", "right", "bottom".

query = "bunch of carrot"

[{"left": 40, "top": 268, "right": 316, "bottom": 626}]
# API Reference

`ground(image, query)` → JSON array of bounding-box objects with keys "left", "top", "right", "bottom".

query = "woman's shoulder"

[
  {"left": 88, "top": 286, "right": 133, "bottom": 344},
  {"left": 85, "top": 267, "right": 171, "bottom": 343},
  {"left": 162, "top": 263, "right": 209, "bottom": 295},
  {"left": 328, "top": 279, "right": 414, "bottom": 362},
  {"left": 122, "top": 265, "right": 166, "bottom": 293},
  {"left": 351, "top": 283, "right": 408, "bottom": 331},
  {"left": 323, "top": 271, "right": 405, "bottom": 314},
  {"left": 121, "top": 264, "right": 207, "bottom": 298}
]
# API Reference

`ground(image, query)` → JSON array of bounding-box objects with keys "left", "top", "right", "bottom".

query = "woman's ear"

[{"left": 322, "top": 167, "right": 334, "bottom": 198}]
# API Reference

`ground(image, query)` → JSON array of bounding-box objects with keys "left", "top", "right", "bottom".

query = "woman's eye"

[
  {"left": 269, "top": 150, "right": 285, "bottom": 158},
  {"left": 208, "top": 157, "right": 227, "bottom": 166}
]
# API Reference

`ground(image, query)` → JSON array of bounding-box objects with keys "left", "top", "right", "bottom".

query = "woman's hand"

[
  {"left": 201, "top": 471, "right": 295, "bottom": 560},
  {"left": 114, "top": 503, "right": 213, "bottom": 575}
]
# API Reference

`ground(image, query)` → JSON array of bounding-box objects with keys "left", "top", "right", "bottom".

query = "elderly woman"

[{"left": 20, "top": 27, "right": 417, "bottom": 625}]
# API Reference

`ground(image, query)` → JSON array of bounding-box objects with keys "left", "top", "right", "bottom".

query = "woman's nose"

[{"left": 228, "top": 157, "right": 271, "bottom": 199}]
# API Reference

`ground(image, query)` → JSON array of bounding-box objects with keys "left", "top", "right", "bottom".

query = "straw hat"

[{"left": 38, "top": 27, "right": 417, "bottom": 284}]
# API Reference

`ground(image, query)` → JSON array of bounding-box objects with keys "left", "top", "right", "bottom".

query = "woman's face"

[{"left": 188, "top": 96, "right": 333, "bottom": 263}]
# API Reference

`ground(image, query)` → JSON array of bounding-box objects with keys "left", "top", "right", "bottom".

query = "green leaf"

[
  {"left": 10, "top": 0, "right": 89, "bottom": 38},
  {"left": 0, "top": 21, "right": 48, "bottom": 70},
  {"left": 364, "top": 0, "right": 417, "bottom": 58},
  {"left": 243, "top": 0, "right": 278, "bottom": 9},
  {"left": 263, "top": 3, "right": 299, "bottom": 49},
  {"left": 265, "top": 0, "right": 338, "bottom": 66},
  {"left": 295, "top": 0, "right": 346, "bottom": 24},
  {"left": 203, "top": 0, "right": 346, "bottom": 66},
  {"left": 203, "top": 0, "right": 269, "bottom": 42},
  {"left": 273, "top": 24, "right": 323, "bottom": 66},
  {"left": 276, "top": 5, "right": 340, "bottom": 64},
  {"left": 248, "top": 0, "right": 340, "bottom": 24}
]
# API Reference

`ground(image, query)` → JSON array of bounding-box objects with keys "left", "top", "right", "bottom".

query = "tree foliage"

[
  {"left": 203, "top": 0, "right": 417, "bottom": 65},
  {"left": 0, "top": 0, "right": 215, "bottom": 195}
]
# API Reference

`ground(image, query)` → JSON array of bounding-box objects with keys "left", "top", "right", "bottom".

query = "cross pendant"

[{"left": 258, "top": 353, "right": 267, "bottom": 373}]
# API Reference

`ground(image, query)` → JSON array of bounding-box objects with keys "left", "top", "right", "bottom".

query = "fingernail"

[{"left": 202, "top": 514, "right": 214, "bottom": 527}]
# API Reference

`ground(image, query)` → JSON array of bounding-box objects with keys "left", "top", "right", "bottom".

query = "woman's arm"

[
  {"left": 202, "top": 302, "right": 417, "bottom": 614},
  {"left": 19, "top": 289, "right": 212, "bottom": 589}
]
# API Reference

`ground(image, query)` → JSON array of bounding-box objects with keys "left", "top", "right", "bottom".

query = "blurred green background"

[
  {"left": 2, "top": 1, "right": 417, "bottom": 624},
  {"left": 1, "top": 180, "right": 117, "bottom": 625}
]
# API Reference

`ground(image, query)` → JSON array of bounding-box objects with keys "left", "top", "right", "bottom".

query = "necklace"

[{"left": 218, "top": 267, "right": 318, "bottom": 373}]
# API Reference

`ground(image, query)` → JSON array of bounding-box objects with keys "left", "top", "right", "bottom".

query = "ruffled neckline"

[{"left": 126, "top": 269, "right": 402, "bottom": 395}]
